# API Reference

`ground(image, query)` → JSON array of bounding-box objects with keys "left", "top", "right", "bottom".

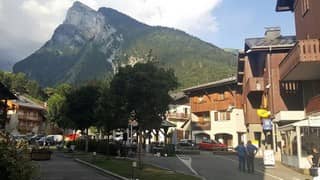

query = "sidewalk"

[{"left": 35, "top": 152, "right": 116, "bottom": 180}]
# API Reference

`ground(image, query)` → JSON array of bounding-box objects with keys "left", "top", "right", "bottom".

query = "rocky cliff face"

[{"left": 14, "top": 1, "right": 236, "bottom": 88}]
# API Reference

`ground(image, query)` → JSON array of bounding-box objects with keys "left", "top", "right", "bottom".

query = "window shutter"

[
  {"left": 226, "top": 112, "right": 231, "bottom": 120},
  {"left": 214, "top": 112, "right": 218, "bottom": 121}
]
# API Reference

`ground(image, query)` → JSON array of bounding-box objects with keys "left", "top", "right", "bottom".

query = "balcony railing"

[
  {"left": 280, "top": 39, "right": 320, "bottom": 81},
  {"left": 167, "top": 113, "right": 190, "bottom": 120},
  {"left": 18, "top": 115, "right": 39, "bottom": 121},
  {"left": 306, "top": 95, "right": 320, "bottom": 116},
  {"left": 244, "top": 77, "right": 265, "bottom": 96}
]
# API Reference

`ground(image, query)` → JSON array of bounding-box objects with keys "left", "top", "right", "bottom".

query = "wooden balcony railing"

[
  {"left": 280, "top": 39, "right": 320, "bottom": 80},
  {"left": 191, "top": 101, "right": 235, "bottom": 113},
  {"left": 306, "top": 95, "right": 320, "bottom": 115},
  {"left": 244, "top": 77, "right": 265, "bottom": 96},
  {"left": 167, "top": 113, "right": 190, "bottom": 120},
  {"left": 18, "top": 115, "right": 39, "bottom": 121}
]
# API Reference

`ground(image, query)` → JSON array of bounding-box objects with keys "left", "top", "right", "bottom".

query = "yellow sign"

[{"left": 257, "top": 109, "right": 270, "bottom": 118}]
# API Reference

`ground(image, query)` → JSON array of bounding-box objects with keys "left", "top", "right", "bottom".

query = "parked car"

[
  {"left": 37, "top": 135, "right": 63, "bottom": 146},
  {"left": 178, "top": 139, "right": 196, "bottom": 147},
  {"left": 198, "top": 139, "right": 227, "bottom": 151},
  {"left": 64, "top": 133, "right": 80, "bottom": 141},
  {"left": 29, "top": 134, "right": 45, "bottom": 144}
]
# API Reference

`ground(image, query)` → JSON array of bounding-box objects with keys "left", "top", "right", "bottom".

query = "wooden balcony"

[
  {"left": 18, "top": 115, "right": 39, "bottom": 121},
  {"left": 167, "top": 112, "right": 190, "bottom": 120},
  {"left": 306, "top": 95, "right": 320, "bottom": 116},
  {"left": 191, "top": 101, "right": 233, "bottom": 113},
  {"left": 244, "top": 77, "right": 265, "bottom": 96},
  {"left": 280, "top": 39, "right": 320, "bottom": 81}
]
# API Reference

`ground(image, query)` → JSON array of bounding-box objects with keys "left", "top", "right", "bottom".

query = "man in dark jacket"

[{"left": 246, "top": 140, "right": 258, "bottom": 173}]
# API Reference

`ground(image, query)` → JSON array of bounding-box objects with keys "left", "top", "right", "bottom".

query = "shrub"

[{"left": 0, "top": 133, "right": 37, "bottom": 180}]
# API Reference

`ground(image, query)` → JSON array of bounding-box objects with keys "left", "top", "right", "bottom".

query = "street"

[
  {"left": 35, "top": 152, "right": 116, "bottom": 180},
  {"left": 190, "top": 151, "right": 310, "bottom": 180}
]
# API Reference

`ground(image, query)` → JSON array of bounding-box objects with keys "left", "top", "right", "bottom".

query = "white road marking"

[{"left": 214, "top": 155, "right": 284, "bottom": 180}]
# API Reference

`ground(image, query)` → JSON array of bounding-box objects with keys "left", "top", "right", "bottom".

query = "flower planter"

[{"left": 31, "top": 150, "right": 52, "bottom": 161}]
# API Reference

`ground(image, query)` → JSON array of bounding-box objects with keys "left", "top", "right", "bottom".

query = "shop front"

[{"left": 279, "top": 118, "right": 320, "bottom": 169}]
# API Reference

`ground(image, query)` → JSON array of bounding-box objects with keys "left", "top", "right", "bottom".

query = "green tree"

[
  {"left": 95, "top": 84, "right": 127, "bottom": 155},
  {"left": 110, "top": 62, "right": 178, "bottom": 167},
  {"left": 64, "top": 84, "right": 100, "bottom": 152}
]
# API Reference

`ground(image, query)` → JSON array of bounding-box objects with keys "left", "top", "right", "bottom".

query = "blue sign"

[{"left": 262, "top": 119, "right": 272, "bottom": 130}]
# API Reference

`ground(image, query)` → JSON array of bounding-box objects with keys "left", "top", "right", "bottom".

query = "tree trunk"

[
  {"left": 106, "top": 129, "right": 110, "bottom": 156},
  {"left": 155, "top": 129, "right": 159, "bottom": 143},
  {"left": 138, "top": 129, "right": 143, "bottom": 169},
  {"left": 85, "top": 129, "right": 89, "bottom": 152}
]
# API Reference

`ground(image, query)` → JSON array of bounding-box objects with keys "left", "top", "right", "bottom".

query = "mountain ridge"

[{"left": 13, "top": 1, "right": 236, "bottom": 88}]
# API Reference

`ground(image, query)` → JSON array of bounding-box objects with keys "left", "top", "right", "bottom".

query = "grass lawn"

[
  {"left": 93, "top": 158, "right": 200, "bottom": 180},
  {"left": 72, "top": 152, "right": 200, "bottom": 180}
]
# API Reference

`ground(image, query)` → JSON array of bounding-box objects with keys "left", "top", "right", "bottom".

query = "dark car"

[
  {"left": 29, "top": 134, "right": 45, "bottom": 144},
  {"left": 177, "top": 139, "right": 197, "bottom": 149},
  {"left": 37, "top": 136, "right": 55, "bottom": 146}
]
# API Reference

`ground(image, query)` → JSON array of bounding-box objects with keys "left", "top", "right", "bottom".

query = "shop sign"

[
  {"left": 263, "top": 150, "right": 275, "bottom": 166},
  {"left": 262, "top": 119, "right": 272, "bottom": 130}
]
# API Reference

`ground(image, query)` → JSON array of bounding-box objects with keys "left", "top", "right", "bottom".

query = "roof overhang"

[
  {"left": 279, "top": 118, "right": 320, "bottom": 131},
  {"left": 276, "top": 0, "right": 294, "bottom": 12},
  {"left": 183, "top": 77, "right": 237, "bottom": 94}
]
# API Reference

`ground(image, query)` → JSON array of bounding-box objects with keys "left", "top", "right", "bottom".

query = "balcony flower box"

[{"left": 31, "top": 148, "right": 52, "bottom": 161}]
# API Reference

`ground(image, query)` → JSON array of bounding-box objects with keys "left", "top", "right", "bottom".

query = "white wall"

[{"left": 210, "top": 109, "right": 246, "bottom": 147}]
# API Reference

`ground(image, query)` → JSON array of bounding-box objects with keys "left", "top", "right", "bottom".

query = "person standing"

[
  {"left": 246, "top": 140, "right": 258, "bottom": 173},
  {"left": 235, "top": 142, "right": 246, "bottom": 172},
  {"left": 308, "top": 147, "right": 320, "bottom": 180}
]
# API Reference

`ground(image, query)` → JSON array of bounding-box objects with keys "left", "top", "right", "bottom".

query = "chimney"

[{"left": 265, "top": 27, "right": 281, "bottom": 40}]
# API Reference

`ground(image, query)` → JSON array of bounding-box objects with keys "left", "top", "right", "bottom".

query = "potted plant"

[{"left": 31, "top": 147, "right": 52, "bottom": 160}]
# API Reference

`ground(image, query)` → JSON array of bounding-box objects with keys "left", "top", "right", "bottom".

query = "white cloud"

[{"left": 0, "top": 0, "right": 222, "bottom": 61}]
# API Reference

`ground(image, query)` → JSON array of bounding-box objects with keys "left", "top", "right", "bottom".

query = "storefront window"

[{"left": 301, "top": 127, "right": 320, "bottom": 157}]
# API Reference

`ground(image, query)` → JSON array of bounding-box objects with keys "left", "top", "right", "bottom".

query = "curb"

[{"left": 75, "top": 158, "right": 129, "bottom": 180}]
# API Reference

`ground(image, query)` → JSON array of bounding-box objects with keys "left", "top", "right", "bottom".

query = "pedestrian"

[
  {"left": 235, "top": 142, "right": 246, "bottom": 172},
  {"left": 308, "top": 147, "right": 320, "bottom": 180},
  {"left": 246, "top": 140, "right": 258, "bottom": 173}
]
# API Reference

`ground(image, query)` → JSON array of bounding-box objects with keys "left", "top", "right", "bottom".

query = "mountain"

[{"left": 13, "top": 1, "right": 236, "bottom": 88}]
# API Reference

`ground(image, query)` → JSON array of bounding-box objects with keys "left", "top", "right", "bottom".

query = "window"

[
  {"left": 214, "top": 111, "right": 231, "bottom": 121},
  {"left": 301, "top": 0, "right": 309, "bottom": 17}
]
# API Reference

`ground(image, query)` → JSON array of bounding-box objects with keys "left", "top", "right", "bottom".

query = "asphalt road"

[
  {"left": 190, "top": 151, "right": 311, "bottom": 180},
  {"left": 35, "top": 152, "right": 116, "bottom": 180}
]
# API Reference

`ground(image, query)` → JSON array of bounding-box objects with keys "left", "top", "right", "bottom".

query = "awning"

[
  {"left": 161, "top": 120, "right": 176, "bottom": 128},
  {"left": 279, "top": 117, "right": 320, "bottom": 131}
]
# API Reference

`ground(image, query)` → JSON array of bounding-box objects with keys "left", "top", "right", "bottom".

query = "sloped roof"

[
  {"left": 170, "top": 92, "right": 186, "bottom": 101},
  {"left": 183, "top": 76, "right": 237, "bottom": 93},
  {"left": 12, "top": 95, "right": 45, "bottom": 110},
  {"left": 161, "top": 120, "right": 176, "bottom": 128},
  {"left": 0, "top": 82, "right": 16, "bottom": 100},
  {"left": 245, "top": 35, "right": 296, "bottom": 50}
]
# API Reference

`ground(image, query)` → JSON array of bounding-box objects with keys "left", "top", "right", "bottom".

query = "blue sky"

[{"left": 209, "top": 0, "right": 295, "bottom": 49}]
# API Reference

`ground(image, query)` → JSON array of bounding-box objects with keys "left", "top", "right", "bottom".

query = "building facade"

[
  {"left": 183, "top": 77, "right": 246, "bottom": 148},
  {"left": 166, "top": 92, "right": 191, "bottom": 141},
  {"left": 237, "top": 28, "right": 303, "bottom": 159},
  {"left": 6, "top": 95, "right": 46, "bottom": 135},
  {"left": 275, "top": 0, "right": 320, "bottom": 169}
]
